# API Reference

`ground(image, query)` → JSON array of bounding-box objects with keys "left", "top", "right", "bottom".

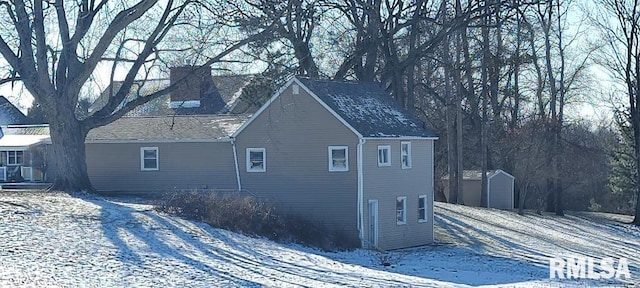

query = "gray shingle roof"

[
  {"left": 89, "top": 75, "right": 254, "bottom": 117},
  {"left": 297, "top": 78, "right": 437, "bottom": 138},
  {"left": 1, "top": 125, "right": 50, "bottom": 136},
  {"left": 86, "top": 115, "right": 250, "bottom": 141},
  {"left": 0, "top": 96, "right": 30, "bottom": 125}
]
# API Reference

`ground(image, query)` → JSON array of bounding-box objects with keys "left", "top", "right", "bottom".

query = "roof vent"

[{"left": 292, "top": 84, "right": 299, "bottom": 95}]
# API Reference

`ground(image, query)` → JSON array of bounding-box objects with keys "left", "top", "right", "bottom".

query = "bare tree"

[
  {"left": 595, "top": 0, "right": 640, "bottom": 224},
  {"left": 528, "top": 0, "right": 590, "bottom": 215},
  {"left": 0, "top": 0, "right": 273, "bottom": 191}
]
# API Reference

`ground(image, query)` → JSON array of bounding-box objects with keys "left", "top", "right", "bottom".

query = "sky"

[{"left": 0, "top": 0, "right": 620, "bottom": 125}]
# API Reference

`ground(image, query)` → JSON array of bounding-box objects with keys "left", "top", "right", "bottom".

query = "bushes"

[{"left": 155, "top": 190, "right": 358, "bottom": 251}]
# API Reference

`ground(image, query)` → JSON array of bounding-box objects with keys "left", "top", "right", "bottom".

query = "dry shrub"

[{"left": 155, "top": 190, "right": 358, "bottom": 251}]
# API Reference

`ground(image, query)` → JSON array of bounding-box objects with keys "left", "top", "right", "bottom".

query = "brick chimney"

[{"left": 169, "top": 66, "right": 210, "bottom": 108}]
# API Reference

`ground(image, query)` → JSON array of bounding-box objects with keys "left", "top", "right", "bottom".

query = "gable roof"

[
  {"left": 295, "top": 78, "right": 437, "bottom": 138},
  {"left": 86, "top": 114, "right": 250, "bottom": 142},
  {"left": 0, "top": 96, "right": 30, "bottom": 125},
  {"left": 444, "top": 169, "right": 514, "bottom": 181}
]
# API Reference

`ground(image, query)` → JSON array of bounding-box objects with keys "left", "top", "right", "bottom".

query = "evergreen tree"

[{"left": 609, "top": 109, "right": 638, "bottom": 214}]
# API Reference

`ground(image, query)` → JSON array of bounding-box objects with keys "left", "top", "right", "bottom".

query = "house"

[
  {"left": 443, "top": 169, "right": 515, "bottom": 210},
  {"left": 0, "top": 125, "right": 50, "bottom": 183},
  {"left": 0, "top": 96, "right": 30, "bottom": 125},
  {"left": 84, "top": 76, "right": 438, "bottom": 250},
  {"left": 0, "top": 96, "right": 50, "bottom": 183}
]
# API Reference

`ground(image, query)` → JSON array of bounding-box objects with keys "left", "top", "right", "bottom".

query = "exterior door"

[{"left": 368, "top": 200, "right": 378, "bottom": 248}]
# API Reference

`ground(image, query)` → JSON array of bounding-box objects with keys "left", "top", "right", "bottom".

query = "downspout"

[
  {"left": 430, "top": 139, "right": 435, "bottom": 243},
  {"left": 357, "top": 137, "right": 365, "bottom": 247},
  {"left": 231, "top": 137, "right": 242, "bottom": 191}
]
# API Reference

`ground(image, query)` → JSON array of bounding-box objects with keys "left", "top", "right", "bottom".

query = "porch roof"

[{"left": 0, "top": 135, "right": 50, "bottom": 149}]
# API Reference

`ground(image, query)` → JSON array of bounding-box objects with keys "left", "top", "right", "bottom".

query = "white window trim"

[
  {"left": 140, "top": 147, "right": 159, "bottom": 171},
  {"left": 246, "top": 148, "right": 266, "bottom": 172},
  {"left": 377, "top": 145, "right": 391, "bottom": 167},
  {"left": 396, "top": 196, "right": 407, "bottom": 225},
  {"left": 328, "top": 146, "right": 349, "bottom": 172},
  {"left": 5, "top": 150, "right": 24, "bottom": 165},
  {"left": 401, "top": 141, "right": 412, "bottom": 169},
  {"left": 418, "top": 195, "right": 428, "bottom": 223}
]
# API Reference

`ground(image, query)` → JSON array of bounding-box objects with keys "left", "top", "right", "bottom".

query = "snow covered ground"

[{"left": 0, "top": 191, "right": 638, "bottom": 287}]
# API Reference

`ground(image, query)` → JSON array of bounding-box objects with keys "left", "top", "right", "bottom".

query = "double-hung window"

[
  {"left": 396, "top": 196, "right": 407, "bottom": 225},
  {"left": 7, "top": 151, "right": 23, "bottom": 165},
  {"left": 246, "top": 148, "right": 266, "bottom": 172},
  {"left": 328, "top": 146, "right": 348, "bottom": 172},
  {"left": 140, "top": 147, "right": 159, "bottom": 171},
  {"left": 377, "top": 145, "right": 391, "bottom": 167},
  {"left": 401, "top": 141, "right": 411, "bottom": 169},
  {"left": 418, "top": 195, "right": 428, "bottom": 222}
]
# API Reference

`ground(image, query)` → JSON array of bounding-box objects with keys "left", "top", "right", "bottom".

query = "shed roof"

[
  {"left": 86, "top": 114, "right": 250, "bottom": 142},
  {"left": 443, "top": 170, "right": 514, "bottom": 181},
  {"left": 297, "top": 78, "right": 437, "bottom": 138}
]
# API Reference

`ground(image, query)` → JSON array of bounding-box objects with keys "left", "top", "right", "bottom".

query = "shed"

[{"left": 443, "top": 169, "right": 515, "bottom": 210}]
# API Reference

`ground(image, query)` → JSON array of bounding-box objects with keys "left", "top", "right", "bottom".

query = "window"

[
  {"left": 7, "top": 151, "right": 23, "bottom": 165},
  {"left": 396, "top": 196, "right": 407, "bottom": 225},
  {"left": 377, "top": 145, "right": 391, "bottom": 167},
  {"left": 328, "top": 146, "right": 349, "bottom": 172},
  {"left": 140, "top": 147, "right": 158, "bottom": 171},
  {"left": 401, "top": 142, "right": 412, "bottom": 169},
  {"left": 418, "top": 195, "right": 428, "bottom": 222},
  {"left": 246, "top": 148, "right": 266, "bottom": 172}
]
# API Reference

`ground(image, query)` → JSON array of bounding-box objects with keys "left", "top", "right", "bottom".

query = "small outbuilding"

[{"left": 443, "top": 169, "right": 515, "bottom": 210}]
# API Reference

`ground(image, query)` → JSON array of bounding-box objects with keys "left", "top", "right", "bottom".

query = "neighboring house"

[
  {"left": 0, "top": 125, "right": 50, "bottom": 183},
  {"left": 32, "top": 76, "right": 438, "bottom": 250},
  {"left": 0, "top": 96, "right": 30, "bottom": 125},
  {"left": 88, "top": 67, "right": 263, "bottom": 116},
  {"left": 0, "top": 97, "right": 49, "bottom": 183},
  {"left": 443, "top": 169, "right": 515, "bottom": 210}
]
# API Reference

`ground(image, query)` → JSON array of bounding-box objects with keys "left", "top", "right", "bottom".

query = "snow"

[
  {"left": 170, "top": 100, "right": 202, "bottom": 109},
  {"left": 328, "top": 95, "right": 418, "bottom": 128},
  {"left": 1, "top": 191, "right": 638, "bottom": 287},
  {"left": 214, "top": 116, "right": 248, "bottom": 136},
  {"left": 0, "top": 135, "right": 49, "bottom": 148},
  {"left": 224, "top": 79, "right": 251, "bottom": 112}
]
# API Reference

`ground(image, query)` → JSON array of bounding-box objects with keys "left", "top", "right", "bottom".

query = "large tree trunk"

[
  {"left": 48, "top": 111, "right": 93, "bottom": 192},
  {"left": 518, "top": 183, "right": 529, "bottom": 215},
  {"left": 446, "top": 99, "right": 458, "bottom": 203},
  {"left": 292, "top": 39, "right": 319, "bottom": 78}
]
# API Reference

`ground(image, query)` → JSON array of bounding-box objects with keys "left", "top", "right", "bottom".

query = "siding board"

[
  {"left": 235, "top": 85, "right": 360, "bottom": 240},
  {"left": 362, "top": 139, "right": 434, "bottom": 250},
  {"left": 87, "top": 142, "right": 237, "bottom": 192}
]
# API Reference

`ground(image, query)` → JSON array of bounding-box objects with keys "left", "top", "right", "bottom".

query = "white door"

[{"left": 368, "top": 200, "right": 378, "bottom": 248}]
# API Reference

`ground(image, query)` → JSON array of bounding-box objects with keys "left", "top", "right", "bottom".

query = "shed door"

[{"left": 368, "top": 200, "right": 378, "bottom": 248}]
